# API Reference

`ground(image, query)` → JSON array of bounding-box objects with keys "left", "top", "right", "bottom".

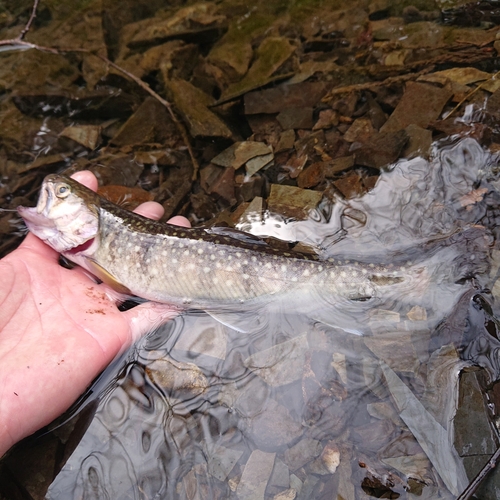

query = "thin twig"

[
  {"left": 18, "top": 0, "right": 40, "bottom": 40},
  {"left": 444, "top": 68, "right": 500, "bottom": 120},
  {"left": 0, "top": 0, "right": 200, "bottom": 180},
  {"left": 92, "top": 54, "right": 200, "bottom": 181},
  {"left": 457, "top": 446, "right": 500, "bottom": 500}
]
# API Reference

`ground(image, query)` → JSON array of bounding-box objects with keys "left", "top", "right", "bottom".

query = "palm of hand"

[{"left": 0, "top": 175, "right": 185, "bottom": 456}]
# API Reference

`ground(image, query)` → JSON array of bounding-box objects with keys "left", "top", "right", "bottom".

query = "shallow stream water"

[{"left": 43, "top": 137, "right": 500, "bottom": 499}]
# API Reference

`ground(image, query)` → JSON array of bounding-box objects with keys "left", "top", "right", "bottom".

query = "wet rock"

[
  {"left": 344, "top": 117, "right": 375, "bottom": 143},
  {"left": 403, "top": 123, "right": 432, "bottom": 159},
  {"left": 380, "top": 81, "right": 453, "bottom": 133},
  {"left": 12, "top": 87, "right": 138, "bottom": 120},
  {"left": 333, "top": 171, "right": 365, "bottom": 198},
  {"left": 244, "top": 82, "right": 330, "bottom": 115},
  {"left": 65, "top": 153, "right": 144, "bottom": 187},
  {"left": 276, "top": 108, "right": 313, "bottom": 130},
  {"left": 221, "top": 37, "right": 296, "bottom": 102},
  {"left": 212, "top": 142, "right": 273, "bottom": 170},
  {"left": 312, "top": 108, "right": 339, "bottom": 131},
  {"left": 123, "top": 3, "right": 226, "bottom": 50},
  {"left": 206, "top": 444, "right": 243, "bottom": 482},
  {"left": 273, "top": 488, "right": 296, "bottom": 500},
  {"left": 267, "top": 184, "right": 322, "bottom": 220},
  {"left": 244, "top": 335, "right": 308, "bottom": 387},
  {"left": 0, "top": 50, "right": 79, "bottom": 92},
  {"left": 145, "top": 356, "right": 208, "bottom": 396},
  {"left": 454, "top": 369, "right": 497, "bottom": 457},
  {"left": 208, "top": 40, "right": 253, "bottom": 81},
  {"left": 324, "top": 155, "right": 355, "bottom": 177},
  {"left": 172, "top": 314, "right": 228, "bottom": 360},
  {"left": 157, "top": 163, "right": 194, "bottom": 219},
  {"left": 165, "top": 78, "right": 233, "bottom": 139},
  {"left": 351, "top": 419, "right": 395, "bottom": 453},
  {"left": 60, "top": 125, "right": 101, "bottom": 150},
  {"left": 110, "top": 97, "right": 177, "bottom": 147},
  {"left": 364, "top": 332, "right": 419, "bottom": 374},
  {"left": 284, "top": 438, "right": 322, "bottom": 471},
  {"left": 276, "top": 130, "right": 296, "bottom": 152},
  {"left": 297, "top": 162, "right": 325, "bottom": 189},
  {"left": 269, "top": 458, "right": 290, "bottom": 489},
  {"left": 205, "top": 166, "right": 236, "bottom": 205},
  {"left": 242, "top": 399, "right": 303, "bottom": 452},
  {"left": 236, "top": 450, "right": 275, "bottom": 500},
  {"left": 353, "top": 130, "right": 408, "bottom": 169},
  {"left": 294, "top": 130, "right": 326, "bottom": 158}
]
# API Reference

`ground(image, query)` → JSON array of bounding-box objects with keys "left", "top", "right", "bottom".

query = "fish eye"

[{"left": 55, "top": 183, "right": 71, "bottom": 198}]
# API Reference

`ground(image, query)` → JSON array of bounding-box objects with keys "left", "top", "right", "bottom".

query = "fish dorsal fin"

[{"left": 85, "top": 259, "right": 132, "bottom": 295}]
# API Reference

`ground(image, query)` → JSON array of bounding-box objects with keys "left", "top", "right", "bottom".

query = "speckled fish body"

[{"left": 18, "top": 174, "right": 434, "bottom": 329}]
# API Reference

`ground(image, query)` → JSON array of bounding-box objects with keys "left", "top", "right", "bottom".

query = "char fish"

[{"left": 18, "top": 174, "right": 475, "bottom": 333}]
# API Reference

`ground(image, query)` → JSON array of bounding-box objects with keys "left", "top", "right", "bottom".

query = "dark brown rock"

[
  {"left": 297, "top": 161, "right": 325, "bottom": 189},
  {"left": 277, "top": 107, "right": 314, "bottom": 130},
  {"left": 244, "top": 82, "right": 331, "bottom": 115},
  {"left": 354, "top": 130, "right": 408, "bottom": 169},
  {"left": 380, "top": 81, "right": 453, "bottom": 133}
]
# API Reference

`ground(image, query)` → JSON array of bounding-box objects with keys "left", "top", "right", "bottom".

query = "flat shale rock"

[
  {"left": 236, "top": 450, "right": 275, "bottom": 500},
  {"left": 244, "top": 82, "right": 330, "bottom": 115},
  {"left": 110, "top": 96, "right": 177, "bottom": 146},
  {"left": 221, "top": 37, "right": 296, "bottom": 102},
  {"left": 267, "top": 184, "right": 322, "bottom": 220},
  {"left": 165, "top": 78, "right": 232, "bottom": 139},
  {"left": 242, "top": 399, "right": 303, "bottom": 452},
  {"left": 284, "top": 438, "right": 322, "bottom": 471},
  {"left": 380, "top": 81, "right": 453, "bottom": 133},
  {"left": 208, "top": 40, "right": 253, "bottom": 80},
  {"left": 353, "top": 130, "right": 408, "bottom": 169},
  {"left": 60, "top": 125, "right": 101, "bottom": 150},
  {"left": 145, "top": 356, "right": 209, "bottom": 395},
  {"left": 123, "top": 3, "right": 226, "bottom": 49},
  {"left": 244, "top": 335, "right": 308, "bottom": 387}
]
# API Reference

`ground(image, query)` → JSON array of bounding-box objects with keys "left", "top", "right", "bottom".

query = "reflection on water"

[{"left": 44, "top": 137, "right": 500, "bottom": 499}]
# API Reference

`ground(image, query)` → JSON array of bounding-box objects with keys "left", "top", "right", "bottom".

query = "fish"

[{"left": 18, "top": 174, "right": 475, "bottom": 334}]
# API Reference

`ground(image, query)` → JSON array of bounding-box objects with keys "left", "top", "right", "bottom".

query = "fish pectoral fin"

[
  {"left": 205, "top": 310, "right": 261, "bottom": 333},
  {"left": 85, "top": 259, "right": 132, "bottom": 295}
]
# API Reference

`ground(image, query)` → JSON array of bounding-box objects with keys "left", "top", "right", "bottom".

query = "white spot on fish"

[
  {"left": 281, "top": 265, "right": 287, "bottom": 272},
  {"left": 210, "top": 254, "right": 215, "bottom": 260},
  {"left": 243, "top": 260, "right": 248, "bottom": 265},
  {"left": 172, "top": 259, "right": 178, "bottom": 264},
  {"left": 341, "top": 271, "right": 346, "bottom": 278},
  {"left": 198, "top": 248, "right": 203, "bottom": 254},
  {"left": 188, "top": 263, "right": 195, "bottom": 270},
  {"left": 291, "top": 276, "right": 298, "bottom": 282},
  {"left": 303, "top": 269, "right": 310, "bottom": 277},
  {"left": 204, "top": 267, "right": 210, "bottom": 273},
  {"left": 162, "top": 250, "right": 168, "bottom": 257},
  {"left": 183, "top": 250, "right": 189, "bottom": 256},
  {"left": 252, "top": 256, "right": 257, "bottom": 262},
  {"left": 318, "top": 266, "right": 323, "bottom": 271},
  {"left": 236, "top": 252, "right": 242, "bottom": 258},
  {"left": 243, "top": 274, "right": 249, "bottom": 280}
]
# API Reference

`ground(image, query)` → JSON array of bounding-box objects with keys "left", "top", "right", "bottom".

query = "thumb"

[{"left": 122, "top": 302, "right": 181, "bottom": 344}]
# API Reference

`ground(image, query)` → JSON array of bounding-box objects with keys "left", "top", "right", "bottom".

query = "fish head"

[{"left": 18, "top": 174, "right": 100, "bottom": 253}]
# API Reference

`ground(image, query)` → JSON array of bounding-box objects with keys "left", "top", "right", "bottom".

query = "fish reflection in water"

[{"left": 47, "top": 138, "right": 500, "bottom": 499}]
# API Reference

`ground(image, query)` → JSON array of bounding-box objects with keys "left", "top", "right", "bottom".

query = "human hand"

[{"left": 0, "top": 171, "right": 190, "bottom": 457}]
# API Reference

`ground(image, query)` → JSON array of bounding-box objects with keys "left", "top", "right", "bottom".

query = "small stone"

[
  {"left": 236, "top": 450, "right": 275, "bottom": 500},
  {"left": 284, "top": 438, "right": 322, "bottom": 471},
  {"left": 276, "top": 107, "right": 314, "bottom": 130}
]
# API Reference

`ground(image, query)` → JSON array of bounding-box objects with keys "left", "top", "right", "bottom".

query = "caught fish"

[{"left": 18, "top": 174, "right": 475, "bottom": 333}]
